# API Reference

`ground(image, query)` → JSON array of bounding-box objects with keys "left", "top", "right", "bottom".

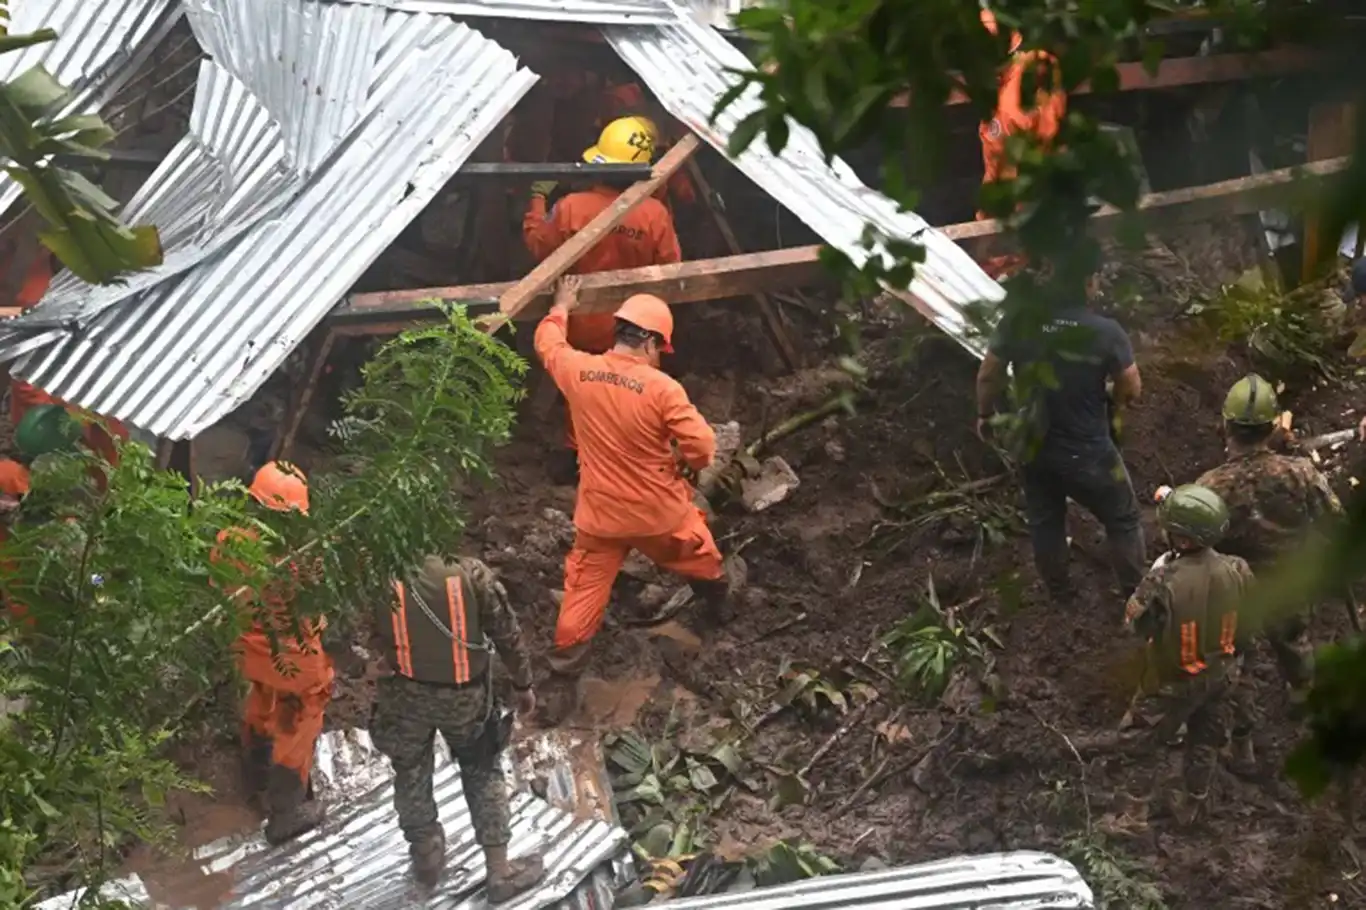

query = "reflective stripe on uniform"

[
  {"left": 392, "top": 581, "right": 415, "bottom": 677},
  {"left": 1219, "top": 611, "right": 1238, "bottom": 655},
  {"left": 446, "top": 575, "right": 471, "bottom": 684},
  {"left": 1179, "top": 620, "right": 1207, "bottom": 675}
]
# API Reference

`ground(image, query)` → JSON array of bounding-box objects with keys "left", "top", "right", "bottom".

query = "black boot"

[
  {"left": 264, "top": 764, "right": 325, "bottom": 846},
  {"left": 547, "top": 449, "right": 580, "bottom": 486},
  {"left": 486, "top": 846, "right": 546, "bottom": 904},
  {"left": 241, "top": 729, "right": 273, "bottom": 810}
]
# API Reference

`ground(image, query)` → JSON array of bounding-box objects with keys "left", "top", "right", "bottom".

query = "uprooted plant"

[
  {"left": 748, "top": 840, "right": 841, "bottom": 886},
  {"left": 606, "top": 709, "right": 756, "bottom": 861},
  {"left": 881, "top": 574, "right": 1002, "bottom": 702},
  {"left": 0, "top": 304, "right": 523, "bottom": 904},
  {"left": 1062, "top": 833, "right": 1167, "bottom": 910},
  {"left": 865, "top": 462, "right": 1021, "bottom": 562}
]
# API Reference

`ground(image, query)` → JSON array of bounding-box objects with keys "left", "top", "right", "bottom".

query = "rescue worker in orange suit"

[
  {"left": 3, "top": 249, "right": 129, "bottom": 488},
  {"left": 977, "top": 8, "right": 1067, "bottom": 276},
  {"left": 593, "top": 82, "right": 697, "bottom": 213},
  {"left": 523, "top": 117, "right": 684, "bottom": 486},
  {"left": 533, "top": 292, "right": 738, "bottom": 724},
  {"left": 214, "top": 462, "right": 331, "bottom": 845}
]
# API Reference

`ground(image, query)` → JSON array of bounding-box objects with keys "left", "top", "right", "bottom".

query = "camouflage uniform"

[
  {"left": 1125, "top": 547, "right": 1254, "bottom": 808},
  {"left": 369, "top": 556, "right": 541, "bottom": 895},
  {"left": 1196, "top": 444, "right": 1342, "bottom": 686}
]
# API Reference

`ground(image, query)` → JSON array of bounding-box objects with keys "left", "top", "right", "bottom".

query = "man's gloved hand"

[{"left": 530, "top": 180, "right": 558, "bottom": 199}]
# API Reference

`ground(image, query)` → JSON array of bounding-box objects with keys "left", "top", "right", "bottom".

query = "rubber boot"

[
  {"left": 547, "top": 449, "right": 580, "bottom": 487},
  {"left": 486, "top": 846, "right": 546, "bottom": 904},
  {"left": 1228, "top": 731, "right": 1258, "bottom": 779},
  {"left": 263, "top": 764, "right": 325, "bottom": 846},
  {"left": 241, "top": 729, "right": 273, "bottom": 810},
  {"left": 536, "top": 666, "right": 583, "bottom": 728},
  {"left": 690, "top": 555, "right": 745, "bottom": 629},
  {"left": 410, "top": 828, "right": 446, "bottom": 887}
]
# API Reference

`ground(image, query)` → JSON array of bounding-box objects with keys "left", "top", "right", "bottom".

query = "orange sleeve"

[
  {"left": 656, "top": 379, "right": 714, "bottom": 470},
  {"left": 649, "top": 205, "right": 683, "bottom": 265},
  {"left": 523, "top": 196, "right": 565, "bottom": 263},
  {"left": 534, "top": 310, "right": 586, "bottom": 392}
]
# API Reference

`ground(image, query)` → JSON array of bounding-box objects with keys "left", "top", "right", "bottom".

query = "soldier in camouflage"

[
  {"left": 369, "top": 555, "right": 545, "bottom": 900},
  {"left": 1196, "top": 374, "right": 1342, "bottom": 690},
  {"left": 1124, "top": 484, "right": 1255, "bottom": 820}
]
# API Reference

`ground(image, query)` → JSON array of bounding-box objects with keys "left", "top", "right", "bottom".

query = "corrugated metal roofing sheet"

[
  {"left": 0, "top": 0, "right": 183, "bottom": 215},
  {"left": 37, "top": 728, "right": 631, "bottom": 909},
  {"left": 653, "top": 852, "right": 1095, "bottom": 910},
  {"left": 603, "top": 17, "right": 1005, "bottom": 358},
  {"left": 334, "top": 0, "right": 681, "bottom": 26},
  {"left": 0, "top": 0, "right": 538, "bottom": 439}
]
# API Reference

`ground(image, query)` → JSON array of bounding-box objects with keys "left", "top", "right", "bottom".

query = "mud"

[{"left": 150, "top": 221, "right": 1366, "bottom": 909}]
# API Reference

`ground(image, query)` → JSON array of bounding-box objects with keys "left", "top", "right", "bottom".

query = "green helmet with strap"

[
  {"left": 15, "top": 404, "right": 82, "bottom": 460},
  {"left": 1221, "top": 373, "right": 1279, "bottom": 426},
  {"left": 1158, "top": 484, "right": 1230, "bottom": 546}
]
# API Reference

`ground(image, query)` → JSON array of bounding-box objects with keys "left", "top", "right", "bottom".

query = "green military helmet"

[
  {"left": 1221, "top": 373, "right": 1279, "bottom": 426},
  {"left": 15, "top": 404, "right": 82, "bottom": 460},
  {"left": 1158, "top": 483, "right": 1230, "bottom": 547}
]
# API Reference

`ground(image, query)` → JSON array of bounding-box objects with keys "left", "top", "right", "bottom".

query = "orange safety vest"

[{"left": 383, "top": 562, "right": 488, "bottom": 686}]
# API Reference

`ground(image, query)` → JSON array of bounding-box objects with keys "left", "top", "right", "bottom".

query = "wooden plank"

[
  {"left": 685, "top": 157, "right": 801, "bottom": 370},
  {"left": 901, "top": 47, "right": 1319, "bottom": 107},
  {"left": 1303, "top": 102, "right": 1356, "bottom": 277},
  {"left": 496, "top": 134, "right": 701, "bottom": 319},
  {"left": 335, "top": 156, "right": 1349, "bottom": 329},
  {"left": 276, "top": 328, "right": 337, "bottom": 463}
]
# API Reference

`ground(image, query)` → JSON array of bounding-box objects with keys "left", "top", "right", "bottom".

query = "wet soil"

[{"left": 149, "top": 222, "right": 1366, "bottom": 909}]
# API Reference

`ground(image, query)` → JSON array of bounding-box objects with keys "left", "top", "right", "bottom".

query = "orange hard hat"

[
  {"left": 616, "top": 294, "right": 674, "bottom": 352},
  {"left": 249, "top": 461, "right": 309, "bottom": 515},
  {"left": 980, "top": 8, "right": 1023, "bottom": 52},
  {"left": 0, "top": 458, "right": 30, "bottom": 497}
]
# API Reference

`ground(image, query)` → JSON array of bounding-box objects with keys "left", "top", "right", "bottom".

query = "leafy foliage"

[
  {"left": 1062, "top": 833, "right": 1167, "bottom": 910},
  {"left": 1187, "top": 267, "right": 1342, "bottom": 379},
  {"left": 0, "top": 11, "right": 163, "bottom": 283},
  {"left": 715, "top": 0, "right": 1366, "bottom": 792},
  {"left": 747, "top": 840, "right": 840, "bottom": 887},
  {"left": 0, "top": 304, "right": 522, "bottom": 902},
  {"left": 607, "top": 714, "right": 752, "bottom": 860},
  {"left": 882, "top": 575, "right": 1002, "bottom": 700},
  {"left": 771, "top": 658, "right": 877, "bottom": 720}
]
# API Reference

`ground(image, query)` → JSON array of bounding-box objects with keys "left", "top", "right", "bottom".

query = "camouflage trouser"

[
  {"left": 369, "top": 674, "right": 511, "bottom": 848},
  {"left": 1139, "top": 658, "right": 1248, "bottom": 797}
]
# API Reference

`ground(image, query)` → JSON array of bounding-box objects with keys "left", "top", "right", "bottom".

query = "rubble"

[{"left": 740, "top": 456, "right": 802, "bottom": 513}]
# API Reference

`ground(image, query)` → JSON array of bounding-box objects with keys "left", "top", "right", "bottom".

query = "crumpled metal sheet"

[
  {"left": 647, "top": 851, "right": 1095, "bottom": 910},
  {"left": 0, "top": 0, "right": 183, "bottom": 215},
  {"left": 39, "top": 728, "right": 631, "bottom": 910},
  {"left": 0, "top": 0, "right": 538, "bottom": 439},
  {"left": 603, "top": 17, "right": 1005, "bottom": 359},
  {"left": 333, "top": 0, "right": 682, "bottom": 26}
]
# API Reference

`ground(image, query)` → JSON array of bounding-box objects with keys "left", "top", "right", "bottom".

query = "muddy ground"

[{"left": 147, "top": 220, "right": 1366, "bottom": 910}]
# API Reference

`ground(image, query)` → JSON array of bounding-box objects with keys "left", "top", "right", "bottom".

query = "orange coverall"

[
  {"left": 978, "top": 46, "right": 1066, "bottom": 209},
  {"left": 214, "top": 528, "right": 333, "bottom": 784},
  {"left": 533, "top": 309, "right": 723, "bottom": 659},
  {"left": 0, "top": 458, "right": 28, "bottom": 624},
  {"left": 5, "top": 253, "right": 129, "bottom": 481}
]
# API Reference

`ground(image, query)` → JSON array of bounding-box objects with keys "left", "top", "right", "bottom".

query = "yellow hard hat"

[{"left": 584, "top": 116, "right": 659, "bottom": 165}]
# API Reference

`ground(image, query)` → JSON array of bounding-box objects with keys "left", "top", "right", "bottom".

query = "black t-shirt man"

[
  {"left": 975, "top": 304, "right": 1145, "bottom": 600},
  {"left": 983, "top": 306, "right": 1136, "bottom": 458}
]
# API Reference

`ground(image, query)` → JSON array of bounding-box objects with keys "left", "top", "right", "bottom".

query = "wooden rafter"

[{"left": 334, "top": 156, "right": 1348, "bottom": 330}]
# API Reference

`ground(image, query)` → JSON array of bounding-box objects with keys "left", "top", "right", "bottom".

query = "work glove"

[{"left": 530, "top": 180, "right": 558, "bottom": 199}]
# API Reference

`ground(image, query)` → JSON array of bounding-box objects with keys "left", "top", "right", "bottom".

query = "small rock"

[
  {"left": 637, "top": 584, "right": 671, "bottom": 610},
  {"left": 823, "top": 439, "right": 846, "bottom": 463},
  {"left": 858, "top": 856, "right": 889, "bottom": 872},
  {"left": 550, "top": 589, "right": 564, "bottom": 606},
  {"left": 740, "top": 456, "right": 800, "bottom": 513},
  {"left": 622, "top": 551, "right": 664, "bottom": 583}
]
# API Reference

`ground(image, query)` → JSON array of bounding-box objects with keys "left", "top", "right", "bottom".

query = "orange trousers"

[
  {"left": 236, "top": 632, "right": 334, "bottom": 784},
  {"left": 554, "top": 506, "right": 723, "bottom": 653}
]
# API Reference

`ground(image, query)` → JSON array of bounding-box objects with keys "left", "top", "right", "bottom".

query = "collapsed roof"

[{"left": 0, "top": 0, "right": 1001, "bottom": 439}]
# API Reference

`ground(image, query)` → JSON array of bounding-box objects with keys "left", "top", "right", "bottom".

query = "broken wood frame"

[
  {"left": 1302, "top": 100, "right": 1357, "bottom": 276},
  {"left": 287, "top": 156, "right": 1349, "bottom": 459}
]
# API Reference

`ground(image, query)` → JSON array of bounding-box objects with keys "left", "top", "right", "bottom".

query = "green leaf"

[
  {"left": 689, "top": 762, "right": 719, "bottom": 792},
  {"left": 709, "top": 741, "right": 744, "bottom": 776},
  {"left": 5, "top": 64, "right": 68, "bottom": 111},
  {"left": 727, "top": 111, "right": 765, "bottom": 158}
]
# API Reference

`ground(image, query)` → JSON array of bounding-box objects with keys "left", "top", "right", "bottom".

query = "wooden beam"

[
  {"left": 1303, "top": 102, "right": 1356, "bottom": 277},
  {"left": 685, "top": 157, "right": 801, "bottom": 370},
  {"left": 899, "top": 47, "right": 1320, "bottom": 107},
  {"left": 276, "top": 328, "right": 337, "bottom": 463},
  {"left": 496, "top": 133, "right": 701, "bottom": 320},
  {"left": 335, "top": 156, "right": 1348, "bottom": 331}
]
